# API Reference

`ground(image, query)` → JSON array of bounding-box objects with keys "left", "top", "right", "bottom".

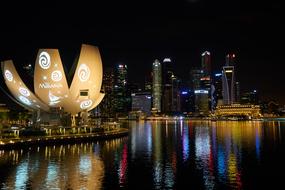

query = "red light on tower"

[{"left": 232, "top": 54, "right": 236, "bottom": 58}]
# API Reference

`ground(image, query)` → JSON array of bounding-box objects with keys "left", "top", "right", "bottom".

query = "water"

[{"left": 1, "top": 120, "right": 285, "bottom": 189}]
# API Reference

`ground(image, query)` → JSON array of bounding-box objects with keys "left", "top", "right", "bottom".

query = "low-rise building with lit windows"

[{"left": 215, "top": 104, "right": 262, "bottom": 118}]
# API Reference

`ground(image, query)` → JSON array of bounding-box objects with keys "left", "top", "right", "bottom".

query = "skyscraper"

[
  {"left": 213, "top": 73, "right": 223, "bottom": 108},
  {"left": 201, "top": 51, "right": 211, "bottom": 75},
  {"left": 190, "top": 69, "right": 204, "bottom": 90},
  {"left": 114, "top": 64, "right": 129, "bottom": 114},
  {"left": 222, "top": 66, "right": 235, "bottom": 105},
  {"left": 194, "top": 90, "right": 209, "bottom": 116},
  {"left": 152, "top": 59, "right": 162, "bottom": 112},
  {"left": 162, "top": 58, "right": 173, "bottom": 113},
  {"left": 171, "top": 74, "right": 181, "bottom": 112},
  {"left": 100, "top": 67, "right": 115, "bottom": 118},
  {"left": 180, "top": 89, "right": 195, "bottom": 114}
]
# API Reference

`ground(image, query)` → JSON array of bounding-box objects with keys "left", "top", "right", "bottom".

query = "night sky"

[{"left": 0, "top": 1, "right": 284, "bottom": 104}]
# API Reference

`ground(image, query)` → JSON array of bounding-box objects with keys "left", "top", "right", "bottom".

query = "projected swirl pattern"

[
  {"left": 51, "top": 70, "right": 62, "bottom": 82},
  {"left": 39, "top": 51, "right": 51, "bottom": 69},
  {"left": 19, "top": 95, "right": 31, "bottom": 105},
  {"left": 78, "top": 64, "right": 90, "bottom": 82},
  {"left": 80, "top": 100, "right": 93, "bottom": 109},
  {"left": 19, "top": 87, "right": 30, "bottom": 97},
  {"left": 5, "top": 70, "right": 13, "bottom": 82}
]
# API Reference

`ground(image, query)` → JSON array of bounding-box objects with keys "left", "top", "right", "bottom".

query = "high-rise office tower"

[
  {"left": 190, "top": 69, "right": 204, "bottom": 90},
  {"left": 162, "top": 58, "right": 173, "bottom": 113},
  {"left": 171, "top": 74, "right": 181, "bottom": 112},
  {"left": 222, "top": 66, "right": 235, "bottom": 105},
  {"left": 201, "top": 51, "right": 211, "bottom": 75},
  {"left": 152, "top": 59, "right": 162, "bottom": 112},
  {"left": 162, "top": 58, "right": 173, "bottom": 85},
  {"left": 114, "top": 64, "right": 129, "bottom": 114},
  {"left": 213, "top": 73, "right": 223, "bottom": 108},
  {"left": 194, "top": 90, "right": 210, "bottom": 116},
  {"left": 180, "top": 89, "right": 195, "bottom": 114},
  {"left": 100, "top": 67, "right": 115, "bottom": 117}
]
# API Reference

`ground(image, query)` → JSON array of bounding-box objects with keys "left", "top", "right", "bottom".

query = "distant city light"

[
  {"left": 200, "top": 77, "right": 210, "bottom": 81},
  {"left": 146, "top": 96, "right": 151, "bottom": 99},
  {"left": 201, "top": 51, "right": 210, "bottom": 56},
  {"left": 163, "top": 58, "right": 171, "bottom": 62},
  {"left": 225, "top": 70, "right": 233, "bottom": 73},
  {"left": 181, "top": 91, "right": 188, "bottom": 95},
  {"left": 215, "top": 73, "right": 222, "bottom": 77},
  {"left": 194, "top": 90, "right": 208, "bottom": 94}
]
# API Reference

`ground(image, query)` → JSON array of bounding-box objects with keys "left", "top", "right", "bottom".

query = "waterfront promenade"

[{"left": 0, "top": 128, "right": 129, "bottom": 149}]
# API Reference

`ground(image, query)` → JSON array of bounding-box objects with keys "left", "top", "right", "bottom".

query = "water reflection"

[
  {"left": 0, "top": 138, "right": 127, "bottom": 189},
  {"left": 1, "top": 120, "right": 285, "bottom": 189}
]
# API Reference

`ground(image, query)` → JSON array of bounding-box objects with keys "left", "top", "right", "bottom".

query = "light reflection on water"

[{"left": 1, "top": 120, "right": 285, "bottom": 189}]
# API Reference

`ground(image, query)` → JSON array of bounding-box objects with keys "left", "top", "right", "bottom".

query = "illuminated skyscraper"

[
  {"left": 201, "top": 51, "right": 211, "bottom": 75},
  {"left": 190, "top": 69, "right": 204, "bottom": 90},
  {"left": 213, "top": 73, "right": 223, "bottom": 108},
  {"left": 162, "top": 58, "right": 173, "bottom": 113},
  {"left": 180, "top": 89, "right": 195, "bottom": 114},
  {"left": 152, "top": 59, "right": 162, "bottom": 112},
  {"left": 194, "top": 90, "right": 209, "bottom": 115},
  {"left": 222, "top": 66, "right": 235, "bottom": 105},
  {"left": 100, "top": 67, "right": 115, "bottom": 117},
  {"left": 171, "top": 74, "right": 181, "bottom": 112},
  {"left": 114, "top": 64, "right": 129, "bottom": 114}
]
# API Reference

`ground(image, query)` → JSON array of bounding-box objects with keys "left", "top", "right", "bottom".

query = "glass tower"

[{"left": 152, "top": 59, "right": 162, "bottom": 112}]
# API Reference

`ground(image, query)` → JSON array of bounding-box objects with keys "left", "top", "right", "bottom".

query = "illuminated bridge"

[{"left": 215, "top": 104, "right": 262, "bottom": 118}]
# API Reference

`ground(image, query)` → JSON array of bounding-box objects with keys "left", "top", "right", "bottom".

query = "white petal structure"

[{"left": 1, "top": 44, "right": 105, "bottom": 115}]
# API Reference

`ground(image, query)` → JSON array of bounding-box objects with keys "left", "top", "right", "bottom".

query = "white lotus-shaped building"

[{"left": 1, "top": 44, "right": 104, "bottom": 116}]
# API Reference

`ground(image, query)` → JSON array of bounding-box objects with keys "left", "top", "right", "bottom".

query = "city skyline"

[{"left": 0, "top": 1, "right": 283, "bottom": 104}]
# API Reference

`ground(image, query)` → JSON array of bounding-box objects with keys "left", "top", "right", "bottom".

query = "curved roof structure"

[{"left": 1, "top": 44, "right": 104, "bottom": 115}]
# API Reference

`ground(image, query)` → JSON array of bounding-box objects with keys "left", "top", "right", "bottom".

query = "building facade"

[
  {"left": 222, "top": 66, "right": 235, "bottom": 105},
  {"left": 152, "top": 59, "right": 162, "bottom": 112},
  {"left": 201, "top": 51, "right": 211, "bottom": 75}
]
